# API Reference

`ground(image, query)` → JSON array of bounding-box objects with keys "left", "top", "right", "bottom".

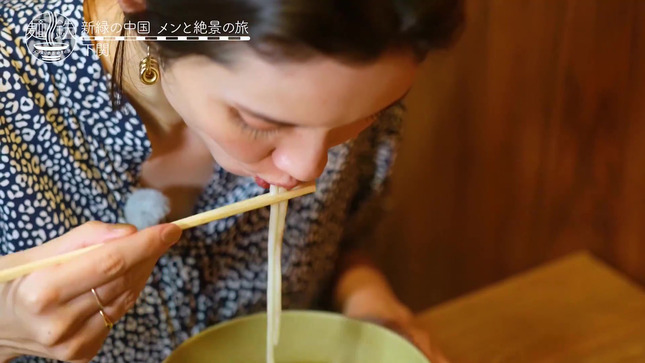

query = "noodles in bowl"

[
  {"left": 164, "top": 184, "right": 428, "bottom": 363},
  {"left": 163, "top": 311, "right": 430, "bottom": 363}
]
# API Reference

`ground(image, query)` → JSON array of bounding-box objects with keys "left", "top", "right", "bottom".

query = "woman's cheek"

[
  {"left": 327, "top": 119, "right": 375, "bottom": 147},
  {"left": 190, "top": 116, "right": 275, "bottom": 164},
  {"left": 218, "top": 135, "right": 274, "bottom": 163}
]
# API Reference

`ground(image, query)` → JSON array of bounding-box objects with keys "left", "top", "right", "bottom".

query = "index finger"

[{"left": 24, "top": 223, "right": 182, "bottom": 304}]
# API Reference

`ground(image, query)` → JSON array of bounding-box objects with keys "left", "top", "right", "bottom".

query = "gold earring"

[{"left": 139, "top": 45, "right": 159, "bottom": 85}]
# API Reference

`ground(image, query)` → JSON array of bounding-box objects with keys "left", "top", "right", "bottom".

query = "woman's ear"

[{"left": 116, "top": 0, "right": 146, "bottom": 13}]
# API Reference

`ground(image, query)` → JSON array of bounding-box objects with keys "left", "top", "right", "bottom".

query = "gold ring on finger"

[{"left": 91, "top": 288, "right": 114, "bottom": 330}]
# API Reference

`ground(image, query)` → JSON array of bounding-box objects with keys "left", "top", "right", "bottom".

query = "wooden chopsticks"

[{"left": 0, "top": 182, "right": 316, "bottom": 283}]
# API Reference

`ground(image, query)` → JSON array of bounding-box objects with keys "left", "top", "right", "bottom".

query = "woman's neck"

[{"left": 84, "top": 0, "right": 183, "bottom": 135}]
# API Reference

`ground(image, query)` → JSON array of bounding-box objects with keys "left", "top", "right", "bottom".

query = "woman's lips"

[{"left": 254, "top": 176, "right": 271, "bottom": 190}]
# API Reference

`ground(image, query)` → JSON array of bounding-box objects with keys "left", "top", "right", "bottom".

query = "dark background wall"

[{"left": 375, "top": 0, "right": 645, "bottom": 311}]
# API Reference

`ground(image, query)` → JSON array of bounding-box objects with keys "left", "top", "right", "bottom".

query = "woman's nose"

[{"left": 272, "top": 133, "right": 328, "bottom": 182}]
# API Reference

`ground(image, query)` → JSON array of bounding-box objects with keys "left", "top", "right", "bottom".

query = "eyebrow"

[{"left": 234, "top": 87, "right": 412, "bottom": 127}]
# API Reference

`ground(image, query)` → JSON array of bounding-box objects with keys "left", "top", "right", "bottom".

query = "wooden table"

[{"left": 416, "top": 252, "right": 645, "bottom": 362}]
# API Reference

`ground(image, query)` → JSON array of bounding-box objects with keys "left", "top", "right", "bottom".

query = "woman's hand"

[
  {"left": 0, "top": 221, "right": 182, "bottom": 363},
  {"left": 335, "top": 262, "right": 449, "bottom": 363},
  {"left": 342, "top": 281, "right": 449, "bottom": 363}
]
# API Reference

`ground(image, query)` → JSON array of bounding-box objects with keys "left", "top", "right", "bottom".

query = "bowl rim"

[{"left": 166, "top": 310, "right": 430, "bottom": 363}]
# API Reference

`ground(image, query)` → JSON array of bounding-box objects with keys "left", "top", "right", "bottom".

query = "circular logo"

[{"left": 25, "top": 11, "right": 77, "bottom": 63}]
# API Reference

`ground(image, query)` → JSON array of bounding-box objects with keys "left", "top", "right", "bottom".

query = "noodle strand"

[{"left": 267, "top": 186, "right": 288, "bottom": 363}]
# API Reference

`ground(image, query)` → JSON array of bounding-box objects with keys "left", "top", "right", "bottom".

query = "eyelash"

[
  {"left": 230, "top": 107, "right": 386, "bottom": 140},
  {"left": 231, "top": 110, "right": 280, "bottom": 140}
]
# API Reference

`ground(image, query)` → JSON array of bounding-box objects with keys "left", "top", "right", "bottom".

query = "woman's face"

[{"left": 159, "top": 48, "right": 418, "bottom": 189}]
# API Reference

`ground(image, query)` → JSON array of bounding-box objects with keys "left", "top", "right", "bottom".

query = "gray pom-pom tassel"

[{"left": 124, "top": 188, "right": 170, "bottom": 230}]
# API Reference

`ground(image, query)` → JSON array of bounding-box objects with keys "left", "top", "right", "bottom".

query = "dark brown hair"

[{"left": 111, "top": 0, "right": 464, "bottom": 109}]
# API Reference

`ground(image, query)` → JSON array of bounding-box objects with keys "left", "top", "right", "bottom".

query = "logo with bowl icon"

[{"left": 25, "top": 11, "right": 77, "bottom": 63}]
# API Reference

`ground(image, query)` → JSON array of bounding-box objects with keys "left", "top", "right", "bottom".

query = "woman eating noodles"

[{"left": 0, "top": 0, "right": 462, "bottom": 361}]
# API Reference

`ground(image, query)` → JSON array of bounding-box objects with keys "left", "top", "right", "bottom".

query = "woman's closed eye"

[
  {"left": 229, "top": 107, "right": 282, "bottom": 139},
  {"left": 227, "top": 103, "right": 389, "bottom": 142}
]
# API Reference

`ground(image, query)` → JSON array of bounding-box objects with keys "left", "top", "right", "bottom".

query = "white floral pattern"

[{"left": 0, "top": 0, "right": 403, "bottom": 361}]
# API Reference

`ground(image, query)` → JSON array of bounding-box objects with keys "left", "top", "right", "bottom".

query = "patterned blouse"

[{"left": 0, "top": 0, "right": 403, "bottom": 361}]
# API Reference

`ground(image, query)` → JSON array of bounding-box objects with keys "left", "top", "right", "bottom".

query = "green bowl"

[{"left": 164, "top": 310, "right": 430, "bottom": 363}]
